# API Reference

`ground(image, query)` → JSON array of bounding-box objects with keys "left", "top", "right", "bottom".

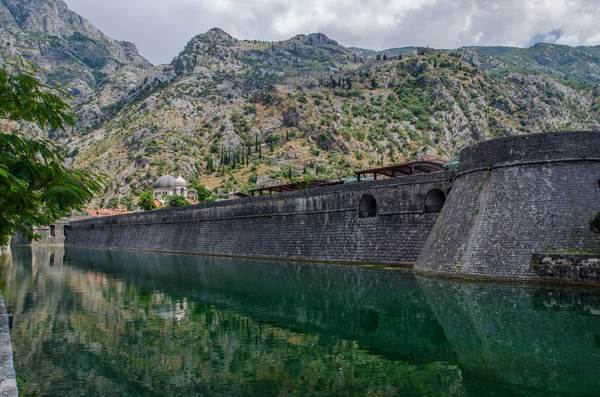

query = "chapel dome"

[
  {"left": 153, "top": 175, "right": 176, "bottom": 188},
  {"left": 174, "top": 175, "right": 187, "bottom": 187}
]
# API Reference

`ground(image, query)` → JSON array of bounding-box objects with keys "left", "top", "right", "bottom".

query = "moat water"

[{"left": 2, "top": 247, "right": 600, "bottom": 397}]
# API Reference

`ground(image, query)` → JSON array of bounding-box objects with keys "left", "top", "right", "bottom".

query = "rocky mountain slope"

[
  {"left": 460, "top": 43, "right": 600, "bottom": 89},
  {"left": 2, "top": 0, "right": 600, "bottom": 206},
  {"left": 0, "top": 0, "right": 152, "bottom": 132}
]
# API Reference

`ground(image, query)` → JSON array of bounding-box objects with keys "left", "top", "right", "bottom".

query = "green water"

[{"left": 1, "top": 247, "right": 600, "bottom": 396}]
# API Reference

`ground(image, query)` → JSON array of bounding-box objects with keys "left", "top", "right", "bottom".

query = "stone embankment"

[
  {"left": 0, "top": 291, "right": 17, "bottom": 397},
  {"left": 532, "top": 253, "right": 600, "bottom": 284}
]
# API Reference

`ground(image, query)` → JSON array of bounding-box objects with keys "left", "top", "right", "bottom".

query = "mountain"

[
  {"left": 349, "top": 47, "right": 418, "bottom": 58},
  {"left": 2, "top": 0, "right": 600, "bottom": 206},
  {"left": 461, "top": 43, "right": 600, "bottom": 88},
  {"left": 0, "top": 0, "right": 153, "bottom": 132}
]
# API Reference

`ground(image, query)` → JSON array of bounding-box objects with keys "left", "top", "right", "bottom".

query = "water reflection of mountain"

[
  {"left": 3, "top": 247, "right": 600, "bottom": 396},
  {"left": 62, "top": 247, "right": 456, "bottom": 364},
  {"left": 5, "top": 247, "right": 467, "bottom": 396}
]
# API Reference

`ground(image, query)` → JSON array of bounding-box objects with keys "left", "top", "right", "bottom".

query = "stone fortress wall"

[
  {"left": 416, "top": 131, "right": 600, "bottom": 280},
  {"left": 66, "top": 131, "right": 600, "bottom": 282},
  {"left": 66, "top": 171, "right": 454, "bottom": 265}
]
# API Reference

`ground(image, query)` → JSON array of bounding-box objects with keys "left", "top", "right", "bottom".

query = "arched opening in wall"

[
  {"left": 63, "top": 225, "right": 71, "bottom": 238},
  {"left": 359, "top": 194, "right": 377, "bottom": 218},
  {"left": 50, "top": 225, "right": 56, "bottom": 237},
  {"left": 359, "top": 309, "right": 379, "bottom": 332},
  {"left": 425, "top": 189, "right": 446, "bottom": 213}
]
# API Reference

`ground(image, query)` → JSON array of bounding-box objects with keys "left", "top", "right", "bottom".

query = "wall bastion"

[{"left": 415, "top": 131, "right": 600, "bottom": 281}]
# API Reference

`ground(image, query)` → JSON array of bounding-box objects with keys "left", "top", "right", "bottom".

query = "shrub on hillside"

[{"left": 166, "top": 195, "right": 189, "bottom": 207}]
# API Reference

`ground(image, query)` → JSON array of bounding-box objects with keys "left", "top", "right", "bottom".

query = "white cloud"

[{"left": 63, "top": 0, "right": 600, "bottom": 65}]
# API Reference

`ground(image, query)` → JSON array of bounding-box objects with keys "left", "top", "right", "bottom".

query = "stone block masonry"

[
  {"left": 416, "top": 131, "right": 600, "bottom": 281},
  {"left": 67, "top": 171, "right": 454, "bottom": 265},
  {"left": 532, "top": 253, "right": 600, "bottom": 283}
]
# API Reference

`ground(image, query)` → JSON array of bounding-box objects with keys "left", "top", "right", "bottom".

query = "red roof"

[{"left": 85, "top": 208, "right": 134, "bottom": 217}]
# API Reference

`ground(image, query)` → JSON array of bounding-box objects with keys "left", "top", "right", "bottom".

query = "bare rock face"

[
  {"left": 458, "top": 47, "right": 506, "bottom": 69},
  {"left": 0, "top": 0, "right": 152, "bottom": 115},
  {"left": 282, "top": 108, "right": 301, "bottom": 128},
  {"left": 2, "top": 0, "right": 150, "bottom": 66}
]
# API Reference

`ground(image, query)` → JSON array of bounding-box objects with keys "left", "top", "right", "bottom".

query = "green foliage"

[
  {"left": 0, "top": 61, "right": 103, "bottom": 245},
  {"left": 166, "top": 195, "right": 190, "bottom": 207},
  {"left": 0, "top": 61, "right": 75, "bottom": 129},
  {"left": 230, "top": 112, "right": 251, "bottom": 139},
  {"left": 265, "top": 133, "right": 282, "bottom": 145},
  {"left": 107, "top": 197, "right": 120, "bottom": 209},
  {"left": 191, "top": 185, "right": 214, "bottom": 203},
  {"left": 590, "top": 212, "right": 600, "bottom": 234},
  {"left": 120, "top": 195, "right": 135, "bottom": 211},
  {"left": 474, "top": 44, "right": 600, "bottom": 89},
  {"left": 370, "top": 77, "right": 378, "bottom": 89},
  {"left": 138, "top": 191, "right": 156, "bottom": 211}
]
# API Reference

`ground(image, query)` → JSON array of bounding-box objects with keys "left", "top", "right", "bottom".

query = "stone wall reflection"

[{"left": 418, "top": 277, "right": 600, "bottom": 396}]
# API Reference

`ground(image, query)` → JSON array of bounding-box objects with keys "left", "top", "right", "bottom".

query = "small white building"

[{"left": 153, "top": 175, "right": 197, "bottom": 203}]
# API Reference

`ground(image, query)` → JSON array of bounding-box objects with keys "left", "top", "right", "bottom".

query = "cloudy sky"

[{"left": 64, "top": 0, "right": 600, "bottom": 65}]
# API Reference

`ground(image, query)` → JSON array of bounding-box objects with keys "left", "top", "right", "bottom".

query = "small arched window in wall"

[
  {"left": 359, "top": 194, "right": 377, "bottom": 218},
  {"left": 50, "top": 225, "right": 56, "bottom": 237},
  {"left": 425, "top": 189, "right": 446, "bottom": 213},
  {"left": 63, "top": 225, "right": 71, "bottom": 238}
]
